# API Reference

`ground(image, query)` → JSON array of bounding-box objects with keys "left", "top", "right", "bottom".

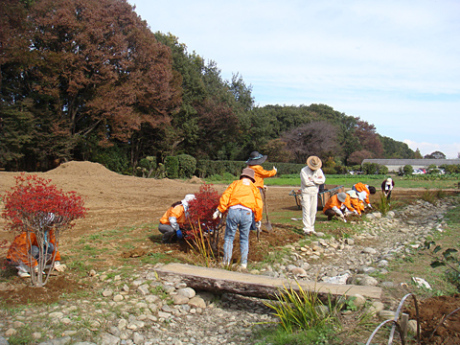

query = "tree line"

[{"left": 0, "top": 0, "right": 417, "bottom": 174}]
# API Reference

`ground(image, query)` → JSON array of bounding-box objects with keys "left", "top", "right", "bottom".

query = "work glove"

[
  {"left": 273, "top": 166, "right": 277, "bottom": 172},
  {"left": 54, "top": 261, "right": 66, "bottom": 272},
  {"left": 255, "top": 221, "right": 262, "bottom": 229},
  {"left": 176, "top": 229, "right": 183, "bottom": 240},
  {"left": 169, "top": 217, "right": 179, "bottom": 231},
  {"left": 263, "top": 185, "right": 268, "bottom": 191},
  {"left": 368, "top": 203, "right": 372, "bottom": 209},
  {"left": 212, "top": 209, "right": 222, "bottom": 220},
  {"left": 352, "top": 210, "right": 359, "bottom": 215}
]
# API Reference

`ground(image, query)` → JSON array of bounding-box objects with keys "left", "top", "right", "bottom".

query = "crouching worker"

[
  {"left": 6, "top": 213, "right": 64, "bottom": 278},
  {"left": 323, "top": 192, "right": 352, "bottom": 222},
  {"left": 213, "top": 168, "right": 263, "bottom": 269},
  {"left": 347, "top": 190, "right": 364, "bottom": 215},
  {"left": 159, "top": 194, "right": 195, "bottom": 243},
  {"left": 352, "top": 182, "right": 376, "bottom": 209}
]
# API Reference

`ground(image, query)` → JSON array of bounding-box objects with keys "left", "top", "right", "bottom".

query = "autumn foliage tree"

[
  {"left": 1, "top": 0, "right": 181, "bottom": 170},
  {"left": 281, "top": 121, "right": 338, "bottom": 163},
  {"left": 2, "top": 174, "right": 87, "bottom": 286},
  {"left": 183, "top": 183, "right": 221, "bottom": 257}
]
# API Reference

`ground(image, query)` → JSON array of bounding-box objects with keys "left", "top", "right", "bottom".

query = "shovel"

[{"left": 262, "top": 189, "right": 273, "bottom": 231}]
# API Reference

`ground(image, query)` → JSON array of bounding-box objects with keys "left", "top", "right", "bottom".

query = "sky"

[{"left": 127, "top": 0, "right": 460, "bottom": 159}]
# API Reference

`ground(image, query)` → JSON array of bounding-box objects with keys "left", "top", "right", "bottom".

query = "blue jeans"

[
  {"left": 30, "top": 243, "right": 54, "bottom": 260},
  {"left": 223, "top": 208, "right": 252, "bottom": 266}
]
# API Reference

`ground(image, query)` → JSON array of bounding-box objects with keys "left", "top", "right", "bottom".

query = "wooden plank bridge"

[{"left": 155, "top": 263, "right": 382, "bottom": 300}]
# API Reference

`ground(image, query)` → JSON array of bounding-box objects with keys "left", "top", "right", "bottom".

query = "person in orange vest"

[
  {"left": 352, "top": 182, "right": 376, "bottom": 209},
  {"left": 159, "top": 194, "right": 195, "bottom": 243},
  {"left": 212, "top": 168, "right": 263, "bottom": 269},
  {"left": 6, "top": 213, "right": 64, "bottom": 277},
  {"left": 323, "top": 192, "right": 355, "bottom": 222},
  {"left": 347, "top": 190, "right": 365, "bottom": 215},
  {"left": 246, "top": 151, "right": 277, "bottom": 195}
]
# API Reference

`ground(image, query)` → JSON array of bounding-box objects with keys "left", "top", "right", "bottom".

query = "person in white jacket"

[{"left": 300, "top": 156, "right": 326, "bottom": 235}]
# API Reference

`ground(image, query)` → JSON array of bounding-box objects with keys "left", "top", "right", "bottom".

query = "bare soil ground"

[{"left": 0, "top": 161, "right": 459, "bottom": 344}]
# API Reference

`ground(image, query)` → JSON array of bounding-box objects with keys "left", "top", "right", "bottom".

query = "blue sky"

[{"left": 127, "top": 0, "right": 460, "bottom": 158}]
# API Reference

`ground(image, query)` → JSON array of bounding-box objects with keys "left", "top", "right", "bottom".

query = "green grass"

[{"left": 205, "top": 173, "right": 459, "bottom": 189}]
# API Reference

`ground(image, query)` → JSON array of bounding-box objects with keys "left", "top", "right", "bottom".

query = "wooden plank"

[{"left": 155, "top": 263, "right": 382, "bottom": 300}]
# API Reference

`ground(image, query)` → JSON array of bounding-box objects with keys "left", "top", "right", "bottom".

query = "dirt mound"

[
  {"left": 406, "top": 294, "right": 460, "bottom": 345},
  {"left": 188, "top": 176, "right": 204, "bottom": 184},
  {"left": 46, "top": 161, "right": 120, "bottom": 178}
]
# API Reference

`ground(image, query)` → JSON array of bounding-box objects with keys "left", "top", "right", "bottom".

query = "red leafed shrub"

[
  {"left": 2, "top": 174, "right": 88, "bottom": 233},
  {"left": 184, "top": 183, "right": 220, "bottom": 237}
]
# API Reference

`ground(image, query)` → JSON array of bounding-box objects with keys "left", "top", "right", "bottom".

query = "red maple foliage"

[
  {"left": 184, "top": 183, "right": 220, "bottom": 238},
  {"left": 2, "top": 174, "right": 88, "bottom": 233}
]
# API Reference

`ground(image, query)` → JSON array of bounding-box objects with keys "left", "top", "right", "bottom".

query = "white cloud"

[{"left": 404, "top": 140, "right": 460, "bottom": 159}]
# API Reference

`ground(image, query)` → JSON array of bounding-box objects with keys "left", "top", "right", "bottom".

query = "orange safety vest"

[
  {"left": 353, "top": 182, "right": 371, "bottom": 204},
  {"left": 323, "top": 194, "right": 344, "bottom": 213},
  {"left": 218, "top": 179, "right": 263, "bottom": 222},
  {"left": 7, "top": 231, "right": 61, "bottom": 267},
  {"left": 350, "top": 198, "right": 365, "bottom": 215},
  {"left": 160, "top": 204, "right": 186, "bottom": 225},
  {"left": 248, "top": 165, "right": 277, "bottom": 189}
]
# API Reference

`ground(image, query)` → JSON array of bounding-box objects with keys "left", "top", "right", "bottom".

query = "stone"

[
  {"left": 172, "top": 294, "right": 190, "bottom": 305},
  {"left": 378, "top": 310, "right": 396, "bottom": 320},
  {"left": 102, "top": 288, "right": 113, "bottom": 297},
  {"left": 99, "top": 333, "right": 120, "bottom": 345},
  {"left": 5, "top": 329, "right": 17, "bottom": 337},
  {"left": 350, "top": 294, "right": 366, "bottom": 308},
  {"left": 368, "top": 301, "right": 384, "bottom": 315},
  {"left": 290, "top": 267, "right": 307, "bottom": 275},
  {"left": 177, "top": 287, "right": 196, "bottom": 298},
  {"left": 113, "top": 294, "right": 124, "bottom": 302},
  {"left": 407, "top": 320, "right": 418, "bottom": 335},
  {"left": 137, "top": 284, "right": 150, "bottom": 295},
  {"left": 188, "top": 296, "right": 206, "bottom": 309}
]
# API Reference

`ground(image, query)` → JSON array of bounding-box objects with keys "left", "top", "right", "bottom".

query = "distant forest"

[{"left": 0, "top": 0, "right": 419, "bottom": 173}]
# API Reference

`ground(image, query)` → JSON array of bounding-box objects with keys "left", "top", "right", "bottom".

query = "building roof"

[{"left": 362, "top": 159, "right": 460, "bottom": 166}]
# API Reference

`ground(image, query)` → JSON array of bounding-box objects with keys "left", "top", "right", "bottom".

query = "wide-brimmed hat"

[
  {"left": 337, "top": 192, "right": 347, "bottom": 203},
  {"left": 346, "top": 190, "right": 358, "bottom": 199},
  {"left": 240, "top": 167, "right": 255, "bottom": 183},
  {"left": 386, "top": 178, "right": 393, "bottom": 184},
  {"left": 306, "top": 156, "right": 322, "bottom": 170},
  {"left": 246, "top": 151, "right": 267, "bottom": 166}
]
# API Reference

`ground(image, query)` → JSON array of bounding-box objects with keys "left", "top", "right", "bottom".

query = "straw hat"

[{"left": 306, "top": 156, "right": 322, "bottom": 170}]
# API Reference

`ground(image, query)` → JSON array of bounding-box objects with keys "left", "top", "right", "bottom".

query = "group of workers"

[
  {"left": 6, "top": 152, "right": 396, "bottom": 276},
  {"left": 321, "top": 177, "right": 394, "bottom": 224},
  {"left": 159, "top": 152, "right": 396, "bottom": 269}
]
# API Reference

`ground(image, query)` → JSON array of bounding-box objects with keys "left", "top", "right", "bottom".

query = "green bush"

[
  {"left": 177, "top": 154, "right": 197, "bottom": 178},
  {"left": 440, "top": 164, "right": 460, "bottom": 174},
  {"left": 322, "top": 167, "right": 337, "bottom": 175},
  {"left": 92, "top": 145, "right": 129, "bottom": 174},
  {"left": 403, "top": 164, "right": 413, "bottom": 175},
  {"left": 378, "top": 164, "right": 389, "bottom": 175},
  {"left": 362, "top": 162, "right": 378, "bottom": 175},
  {"left": 137, "top": 156, "right": 157, "bottom": 178},
  {"left": 164, "top": 156, "right": 179, "bottom": 179}
]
